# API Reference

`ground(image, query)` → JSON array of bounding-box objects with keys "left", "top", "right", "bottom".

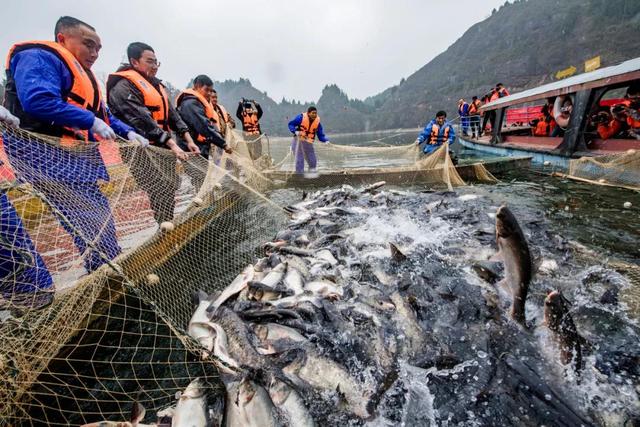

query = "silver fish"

[
  {"left": 269, "top": 379, "right": 315, "bottom": 427},
  {"left": 172, "top": 378, "right": 209, "bottom": 427},
  {"left": 212, "top": 265, "right": 255, "bottom": 309}
]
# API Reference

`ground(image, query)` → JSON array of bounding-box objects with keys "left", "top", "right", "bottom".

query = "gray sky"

[{"left": 1, "top": 0, "right": 506, "bottom": 102}]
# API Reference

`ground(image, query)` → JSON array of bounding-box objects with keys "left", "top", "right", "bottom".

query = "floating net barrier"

[
  {"left": 0, "top": 122, "right": 498, "bottom": 425},
  {"left": 563, "top": 149, "right": 640, "bottom": 192}
]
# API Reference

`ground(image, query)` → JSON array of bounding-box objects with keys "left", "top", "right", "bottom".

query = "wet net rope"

[
  {"left": 564, "top": 148, "right": 640, "bottom": 192},
  {"left": 0, "top": 122, "right": 496, "bottom": 425}
]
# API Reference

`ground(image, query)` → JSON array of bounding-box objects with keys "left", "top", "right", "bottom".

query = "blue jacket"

[
  {"left": 8, "top": 48, "right": 132, "bottom": 140},
  {"left": 416, "top": 119, "right": 456, "bottom": 154},
  {"left": 288, "top": 114, "right": 329, "bottom": 142},
  {"left": 458, "top": 102, "right": 469, "bottom": 117}
]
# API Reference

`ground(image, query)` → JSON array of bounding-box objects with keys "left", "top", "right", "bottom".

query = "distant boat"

[{"left": 458, "top": 57, "right": 640, "bottom": 168}]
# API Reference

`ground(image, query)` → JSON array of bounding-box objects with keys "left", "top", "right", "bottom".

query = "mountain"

[{"left": 210, "top": 0, "right": 640, "bottom": 135}]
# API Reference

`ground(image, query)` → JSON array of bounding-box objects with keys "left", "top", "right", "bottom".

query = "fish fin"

[
  {"left": 389, "top": 243, "right": 407, "bottom": 262},
  {"left": 130, "top": 401, "right": 145, "bottom": 425}
]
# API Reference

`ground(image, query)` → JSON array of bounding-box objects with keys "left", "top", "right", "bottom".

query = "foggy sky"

[{"left": 1, "top": 0, "right": 506, "bottom": 102}]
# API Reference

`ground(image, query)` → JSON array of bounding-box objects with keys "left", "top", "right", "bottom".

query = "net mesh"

[
  {"left": 566, "top": 149, "right": 640, "bottom": 191},
  {"left": 0, "top": 123, "right": 497, "bottom": 425}
]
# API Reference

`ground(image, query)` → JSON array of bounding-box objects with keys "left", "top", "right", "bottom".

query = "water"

[{"left": 19, "top": 130, "right": 640, "bottom": 425}]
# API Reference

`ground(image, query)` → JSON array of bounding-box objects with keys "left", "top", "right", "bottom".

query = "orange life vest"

[
  {"left": 242, "top": 111, "right": 260, "bottom": 135},
  {"left": 430, "top": 123, "right": 450, "bottom": 144},
  {"left": 620, "top": 99, "right": 640, "bottom": 129},
  {"left": 176, "top": 88, "right": 215, "bottom": 142},
  {"left": 469, "top": 99, "right": 482, "bottom": 115},
  {"left": 5, "top": 40, "right": 108, "bottom": 142},
  {"left": 107, "top": 69, "right": 170, "bottom": 130},
  {"left": 490, "top": 90, "right": 499, "bottom": 102},
  {"left": 213, "top": 103, "right": 231, "bottom": 135},
  {"left": 298, "top": 113, "right": 320, "bottom": 143}
]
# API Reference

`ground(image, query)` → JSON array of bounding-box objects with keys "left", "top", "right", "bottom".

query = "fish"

[
  {"left": 269, "top": 379, "right": 316, "bottom": 427},
  {"left": 361, "top": 181, "right": 386, "bottom": 194},
  {"left": 389, "top": 291, "right": 426, "bottom": 359},
  {"left": 304, "top": 280, "right": 343, "bottom": 299},
  {"left": 389, "top": 243, "right": 407, "bottom": 262},
  {"left": 282, "top": 349, "right": 375, "bottom": 419},
  {"left": 208, "top": 306, "right": 268, "bottom": 371},
  {"left": 544, "top": 290, "right": 585, "bottom": 373},
  {"left": 471, "top": 261, "right": 502, "bottom": 284},
  {"left": 253, "top": 322, "right": 307, "bottom": 354},
  {"left": 247, "top": 281, "right": 294, "bottom": 302},
  {"left": 225, "top": 377, "right": 279, "bottom": 427},
  {"left": 283, "top": 266, "right": 305, "bottom": 295},
  {"left": 172, "top": 378, "right": 209, "bottom": 427},
  {"left": 260, "top": 262, "right": 288, "bottom": 288},
  {"left": 495, "top": 205, "right": 532, "bottom": 324},
  {"left": 188, "top": 290, "right": 217, "bottom": 355},
  {"left": 212, "top": 265, "right": 255, "bottom": 310},
  {"left": 80, "top": 401, "right": 149, "bottom": 427}
]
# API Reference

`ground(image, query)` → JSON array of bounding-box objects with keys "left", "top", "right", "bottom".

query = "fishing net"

[
  {"left": 0, "top": 122, "right": 498, "bottom": 425},
  {"left": 565, "top": 149, "right": 640, "bottom": 191}
]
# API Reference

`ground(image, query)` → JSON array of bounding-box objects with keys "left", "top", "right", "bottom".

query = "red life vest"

[
  {"left": 469, "top": 99, "right": 482, "bottom": 115},
  {"left": 430, "top": 123, "right": 450, "bottom": 144},
  {"left": 5, "top": 40, "right": 108, "bottom": 142},
  {"left": 298, "top": 113, "right": 320, "bottom": 143},
  {"left": 242, "top": 111, "right": 260, "bottom": 135},
  {"left": 176, "top": 88, "right": 216, "bottom": 142},
  {"left": 107, "top": 68, "right": 170, "bottom": 130},
  {"left": 621, "top": 100, "right": 640, "bottom": 129}
]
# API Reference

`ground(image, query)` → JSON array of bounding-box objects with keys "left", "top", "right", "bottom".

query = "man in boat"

[
  {"left": 0, "top": 106, "right": 54, "bottom": 297},
  {"left": 415, "top": 110, "right": 457, "bottom": 162},
  {"left": 458, "top": 98, "right": 470, "bottom": 137},
  {"left": 175, "top": 75, "right": 233, "bottom": 191},
  {"left": 175, "top": 75, "right": 231, "bottom": 159},
  {"left": 236, "top": 98, "right": 263, "bottom": 160},
  {"left": 288, "top": 106, "right": 330, "bottom": 177},
  {"left": 468, "top": 96, "right": 482, "bottom": 139},
  {"left": 593, "top": 84, "right": 640, "bottom": 140},
  {"left": 2, "top": 16, "right": 142, "bottom": 274},
  {"left": 107, "top": 42, "right": 200, "bottom": 224},
  {"left": 480, "top": 92, "right": 494, "bottom": 137},
  {"left": 532, "top": 104, "right": 556, "bottom": 137},
  {"left": 211, "top": 90, "right": 236, "bottom": 138}
]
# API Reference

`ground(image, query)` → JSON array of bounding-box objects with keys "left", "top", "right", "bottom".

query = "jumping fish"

[
  {"left": 544, "top": 290, "right": 585, "bottom": 373},
  {"left": 495, "top": 205, "right": 532, "bottom": 324}
]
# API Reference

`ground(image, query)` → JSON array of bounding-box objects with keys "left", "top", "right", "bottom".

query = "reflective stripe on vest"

[
  {"left": 429, "top": 123, "right": 450, "bottom": 144},
  {"left": 6, "top": 40, "right": 107, "bottom": 142},
  {"left": 242, "top": 111, "right": 260, "bottom": 135},
  {"left": 108, "top": 69, "right": 169, "bottom": 130},
  {"left": 176, "top": 89, "right": 215, "bottom": 142},
  {"left": 299, "top": 113, "right": 320, "bottom": 143}
]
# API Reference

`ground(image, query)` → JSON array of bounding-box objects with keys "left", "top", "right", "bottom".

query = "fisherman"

[
  {"left": 211, "top": 90, "right": 236, "bottom": 138},
  {"left": 598, "top": 82, "right": 640, "bottom": 140},
  {"left": 0, "top": 106, "right": 53, "bottom": 296},
  {"left": 3, "top": 16, "right": 142, "bottom": 273},
  {"left": 468, "top": 96, "right": 482, "bottom": 138},
  {"left": 236, "top": 98, "right": 263, "bottom": 160},
  {"left": 480, "top": 92, "right": 494, "bottom": 137},
  {"left": 288, "top": 106, "right": 330, "bottom": 177},
  {"left": 457, "top": 98, "right": 470, "bottom": 137},
  {"left": 415, "top": 110, "right": 456, "bottom": 160},
  {"left": 107, "top": 42, "right": 200, "bottom": 224},
  {"left": 532, "top": 104, "right": 556, "bottom": 137},
  {"left": 175, "top": 75, "right": 231, "bottom": 159}
]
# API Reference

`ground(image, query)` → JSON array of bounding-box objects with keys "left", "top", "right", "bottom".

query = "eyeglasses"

[{"left": 144, "top": 59, "right": 161, "bottom": 67}]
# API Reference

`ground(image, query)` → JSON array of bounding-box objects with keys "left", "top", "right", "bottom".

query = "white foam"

[{"left": 458, "top": 194, "right": 480, "bottom": 201}]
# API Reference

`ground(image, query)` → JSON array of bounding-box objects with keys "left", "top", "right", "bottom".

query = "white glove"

[
  {"left": 323, "top": 140, "right": 330, "bottom": 144},
  {"left": 91, "top": 117, "right": 116, "bottom": 140},
  {"left": 127, "top": 131, "right": 150, "bottom": 147},
  {"left": 0, "top": 106, "right": 20, "bottom": 128},
  {"left": 415, "top": 138, "right": 421, "bottom": 145}
]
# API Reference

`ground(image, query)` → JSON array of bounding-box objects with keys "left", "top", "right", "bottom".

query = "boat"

[{"left": 458, "top": 57, "right": 640, "bottom": 167}]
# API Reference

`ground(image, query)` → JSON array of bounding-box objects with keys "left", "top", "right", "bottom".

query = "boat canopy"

[{"left": 482, "top": 57, "right": 640, "bottom": 111}]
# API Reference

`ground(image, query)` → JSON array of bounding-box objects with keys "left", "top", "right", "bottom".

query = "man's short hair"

[
  {"left": 54, "top": 16, "right": 95, "bottom": 40},
  {"left": 472, "top": 96, "right": 478, "bottom": 100},
  {"left": 307, "top": 106, "right": 317, "bottom": 113},
  {"left": 436, "top": 110, "right": 447, "bottom": 118},
  {"left": 211, "top": 89, "right": 218, "bottom": 94},
  {"left": 193, "top": 74, "right": 213, "bottom": 88},
  {"left": 496, "top": 83, "right": 504, "bottom": 87},
  {"left": 127, "top": 42, "right": 154, "bottom": 63}
]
